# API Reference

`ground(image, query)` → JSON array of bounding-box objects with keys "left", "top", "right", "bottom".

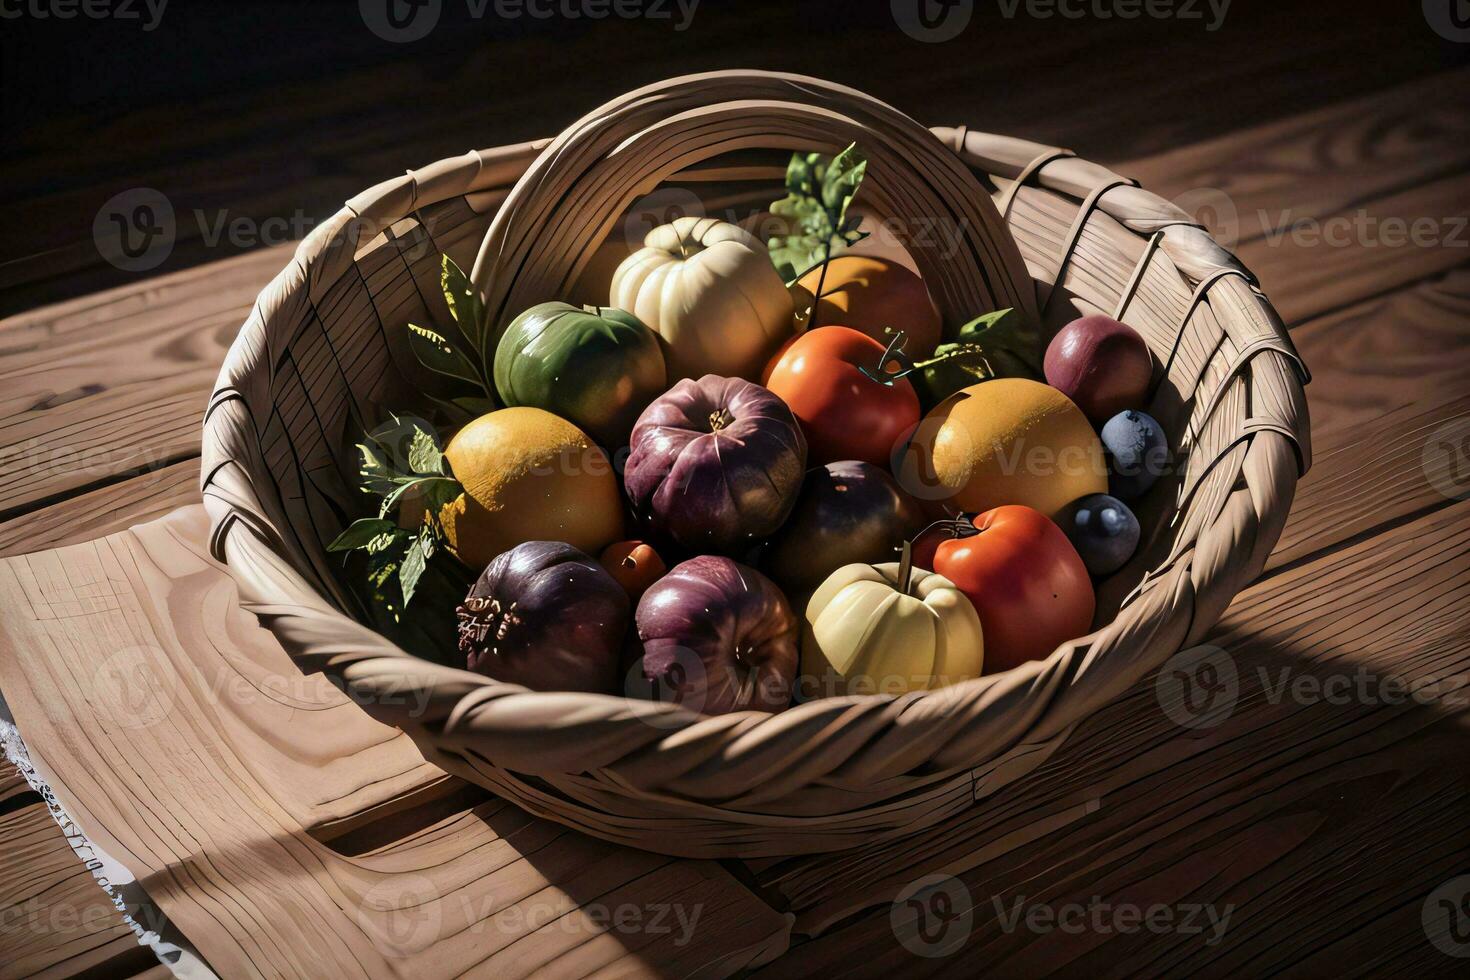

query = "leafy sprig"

[
  {"left": 405, "top": 255, "right": 497, "bottom": 421},
  {"left": 766, "top": 143, "right": 870, "bottom": 284},
  {"left": 328, "top": 415, "right": 464, "bottom": 612}
]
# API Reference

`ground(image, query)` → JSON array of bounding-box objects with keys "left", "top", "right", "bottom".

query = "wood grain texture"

[
  {"left": 750, "top": 500, "right": 1470, "bottom": 975},
  {"left": 6, "top": 1, "right": 1457, "bottom": 315},
  {"left": 0, "top": 33, "right": 1465, "bottom": 980},
  {"left": 0, "top": 763, "right": 159, "bottom": 980},
  {"left": 0, "top": 508, "right": 791, "bottom": 978}
]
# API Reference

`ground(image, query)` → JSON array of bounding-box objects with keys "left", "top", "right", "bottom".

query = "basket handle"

[{"left": 468, "top": 70, "right": 1038, "bottom": 344}]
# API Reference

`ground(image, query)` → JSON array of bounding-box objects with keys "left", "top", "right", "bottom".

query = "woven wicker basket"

[{"left": 202, "top": 71, "right": 1310, "bottom": 858}]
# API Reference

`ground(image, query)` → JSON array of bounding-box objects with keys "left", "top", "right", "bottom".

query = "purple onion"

[
  {"left": 630, "top": 556, "right": 798, "bottom": 715},
  {"left": 624, "top": 375, "right": 806, "bottom": 554},
  {"left": 457, "top": 541, "right": 628, "bottom": 693}
]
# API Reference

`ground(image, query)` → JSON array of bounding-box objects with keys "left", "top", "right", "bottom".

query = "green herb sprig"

[
  {"left": 766, "top": 142, "right": 870, "bottom": 285},
  {"left": 328, "top": 415, "right": 465, "bottom": 612}
]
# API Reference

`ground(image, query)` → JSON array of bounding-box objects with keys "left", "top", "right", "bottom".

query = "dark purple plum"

[
  {"left": 1101, "top": 409, "right": 1169, "bottom": 499},
  {"left": 456, "top": 541, "right": 628, "bottom": 693},
  {"left": 624, "top": 375, "right": 806, "bottom": 554},
  {"left": 764, "top": 460, "right": 925, "bottom": 591},
  {"left": 1059, "top": 493, "right": 1140, "bottom": 577},
  {"left": 629, "top": 556, "right": 799, "bottom": 715}
]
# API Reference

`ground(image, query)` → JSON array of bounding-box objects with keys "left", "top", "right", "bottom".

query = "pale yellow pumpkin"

[
  {"left": 610, "top": 216, "right": 794, "bottom": 381},
  {"left": 800, "top": 561, "right": 984, "bottom": 699}
]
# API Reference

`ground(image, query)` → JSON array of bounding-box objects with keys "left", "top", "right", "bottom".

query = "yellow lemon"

[
  {"left": 900, "top": 379, "right": 1106, "bottom": 518},
  {"left": 439, "top": 407, "right": 623, "bottom": 569}
]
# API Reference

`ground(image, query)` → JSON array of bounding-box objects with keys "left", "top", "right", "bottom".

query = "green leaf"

[
  {"left": 407, "top": 426, "right": 445, "bottom": 476},
  {"left": 380, "top": 475, "right": 461, "bottom": 521},
  {"left": 328, "top": 517, "right": 400, "bottom": 552},
  {"left": 766, "top": 143, "right": 869, "bottom": 283},
  {"left": 399, "top": 530, "right": 430, "bottom": 605},
  {"left": 440, "top": 255, "right": 489, "bottom": 364},
  {"left": 910, "top": 308, "right": 1043, "bottom": 409},
  {"left": 407, "top": 323, "right": 483, "bottom": 387},
  {"left": 822, "top": 143, "right": 867, "bottom": 227}
]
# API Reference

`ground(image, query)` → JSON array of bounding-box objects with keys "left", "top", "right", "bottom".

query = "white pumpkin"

[
  {"left": 611, "top": 216, "right": 794, "bottom": 380},
  {"left": 801, "top": 560, "right": 984, "bottom": 698}
]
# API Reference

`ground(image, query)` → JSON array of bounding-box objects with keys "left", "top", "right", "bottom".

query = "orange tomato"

[
  {"left": 930, "top": 505, "right": 1095, "bottom": 673},
  {"left": 764, "top": 326, "right": 920, "bottom": 468},
  {"left": 599, "top": 540, "right": 667, "bottom": 601}
]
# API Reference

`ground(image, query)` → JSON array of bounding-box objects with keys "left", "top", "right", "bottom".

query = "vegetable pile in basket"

[{"left": 331, "top": 144, "right": 1172, "bottom": 712}]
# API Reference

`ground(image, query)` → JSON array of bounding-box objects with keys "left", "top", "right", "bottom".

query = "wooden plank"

[
  {"left": 750, "top": 499, "right": 1469, "bottom": 973},
  {"left": 4, "top": 66, "right": 1465, "bottom": 526},
  {"left": 0, "top": 248, "right": 284, "bottom": 520},
  {"left": 7, "top": 1, "right": 1454, "bottom": 313},
  {"left": 0, "top": 459, "right": 200, "bottom": 559},
  {"left": 0, "top": 763, "right": 156, "bottom": 980},
  {"left": 0, "top": 507, "right": 791, "bottom": 978},
  {"left": 1127, "top": 66, "right": 1470, "bottom": 254}
]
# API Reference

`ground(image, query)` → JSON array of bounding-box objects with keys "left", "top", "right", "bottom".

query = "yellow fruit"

[
  {"left": 899, "top": 379, "right": 1106, "bottom": 518},
  {"left": 439, "top": 407, "right": 623, "bottom": 569}
]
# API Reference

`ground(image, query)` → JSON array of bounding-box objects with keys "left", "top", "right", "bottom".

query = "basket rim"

[{"left": 201, "top": 71, "right": 1310, "bottom": 853}]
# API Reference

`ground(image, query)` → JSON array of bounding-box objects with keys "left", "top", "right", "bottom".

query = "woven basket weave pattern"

[{"left": 201, "top": 71, "right": 1309, "bottom": 857}]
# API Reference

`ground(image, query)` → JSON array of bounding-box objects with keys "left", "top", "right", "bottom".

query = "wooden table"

[{"left": 2, "top": 6, "right": 1468, "bottom": 976}]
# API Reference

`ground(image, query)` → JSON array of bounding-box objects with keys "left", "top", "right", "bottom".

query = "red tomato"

[
  {"left": 764, "top": 326, "right": 920, "bottom": 467},
  {"left": 932, "top": 505, "right": 1095, "bottom": 673}
]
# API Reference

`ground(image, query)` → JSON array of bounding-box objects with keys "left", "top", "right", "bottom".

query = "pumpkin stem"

[
  {"left": 897, "top": 540, "right": 915, "bottom": 597},
  {"left": 708, "top": 407, "right": 734, "bottom": 431},
  {"left": 859, "top": 330, "right": 918, "bottom": 386}
]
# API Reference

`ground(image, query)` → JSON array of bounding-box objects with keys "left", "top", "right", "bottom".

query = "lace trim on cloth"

[{"left": 0, "top": 718, "right": 218, "bottom": 980}]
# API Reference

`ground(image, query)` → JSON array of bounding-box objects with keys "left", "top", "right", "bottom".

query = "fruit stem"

[
  {"left": 898, "top": 540, "right": 915, "bottom": 597},
  {"left": 859, "top": 331, "right": 917, "bottom": 386}
]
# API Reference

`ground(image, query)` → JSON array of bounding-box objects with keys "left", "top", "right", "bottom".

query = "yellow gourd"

[{"left": 800, "top": 550, "right": 984, "bottom": 698}]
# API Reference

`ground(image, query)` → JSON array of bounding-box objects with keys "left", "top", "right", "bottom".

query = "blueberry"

[
  {"left": 1061, "top": 493, "right": 1140, "bottom": 577},
  {"left": 1101, "top": 410, "right": 1169, "bottom": 499}
]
